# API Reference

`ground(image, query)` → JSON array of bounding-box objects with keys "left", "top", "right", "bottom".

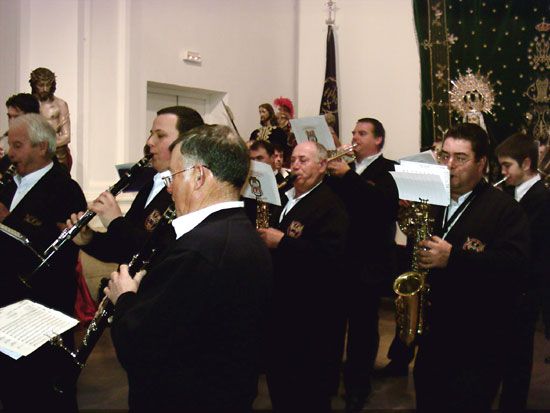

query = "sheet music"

[
  {"left": 241, "top": 161, "right": 281, "bottom": 206},
  {"left": 0, "top": 300, "right": 78, "bottom": 359},
  {"left": 289, "top": 115, "right": 335, "bottom": 149},
  {"left": 391, "top": 161, "right": 450, "bottom": 206}
]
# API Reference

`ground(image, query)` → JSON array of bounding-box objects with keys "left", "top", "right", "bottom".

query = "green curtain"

[{"left": 414, "top": 0, "right": 549, "bottom": 150}]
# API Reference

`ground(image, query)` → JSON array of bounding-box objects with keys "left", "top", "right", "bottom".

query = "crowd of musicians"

[{"left": 0, "top": 91, "right": 549, "bottom": 413}]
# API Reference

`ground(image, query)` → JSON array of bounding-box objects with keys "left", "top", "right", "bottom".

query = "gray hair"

[
  {"left": 11, "top": 113, "right": 57, "bottom": 157},
  {"left": 170, "top": 124, "right": 250, "bottom": 189}
]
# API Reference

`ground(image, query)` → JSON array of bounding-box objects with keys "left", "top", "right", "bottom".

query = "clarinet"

[
  {"left": 51, "top": 203, "right": 177, "bottom": 394},
  {"left": 19, "top": 154, "right": 152, "bottom": 287},
  {"left": 0, "top": 163, "right": 16, "bottom": 190}
]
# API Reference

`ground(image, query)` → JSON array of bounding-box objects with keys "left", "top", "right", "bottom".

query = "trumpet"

[
  {"left": 20, "top": 154, "right": 152, "bottom": 287},
  {"left": 327, "top": 143, "right": 358, "bottom": 163}
]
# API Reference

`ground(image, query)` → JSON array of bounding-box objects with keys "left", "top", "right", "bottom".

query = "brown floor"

[
  {"left": 75, "top": 254, "right": 550, "bottom": 412},
  {"left": 75, "top": 311, "right": 550, "bottom": 412},
  {"left": 71, "top": 252, "right": 550, "bottom": 411}
]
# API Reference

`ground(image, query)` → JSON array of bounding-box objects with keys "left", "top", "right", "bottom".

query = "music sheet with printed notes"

[
  {"left": 390, "top": 161, "right": 451, "bottom": 207},
  {"left": 0, "top": 300, "right": 78, "bottom": 359}
]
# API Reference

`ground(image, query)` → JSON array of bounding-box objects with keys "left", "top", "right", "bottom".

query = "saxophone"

[
  {"left": 256, "top": 200, "right": 270, "bottom": 229},
  {"left": 393, "top": 199, "right": 433, "bottom": 346}
]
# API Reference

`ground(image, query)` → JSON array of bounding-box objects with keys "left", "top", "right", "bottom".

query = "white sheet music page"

[
  {"left": 241, "top": 160, "right": 281, "bottom": 206},
  {"left": 289, "top": 115, "right": 335, "bottom": 149},
  {"left": 0, "top": 300, "right": 78, "bottom": 359},
  {"left": 390, "top": 161, "right": 451, "bottom": 207}
]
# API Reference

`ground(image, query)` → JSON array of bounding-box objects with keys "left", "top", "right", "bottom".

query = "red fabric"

[{"left": 74, "top": 258, "right": 97, "bottom": 326}]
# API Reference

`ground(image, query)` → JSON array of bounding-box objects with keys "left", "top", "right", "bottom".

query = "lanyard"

[{"left": 442, "top": 181, "right": 486, "bottom": 238}]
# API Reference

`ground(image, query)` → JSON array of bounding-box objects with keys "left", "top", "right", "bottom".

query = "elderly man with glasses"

[{"left": 105, "top": 125, "right": 273, "bottom": 412}]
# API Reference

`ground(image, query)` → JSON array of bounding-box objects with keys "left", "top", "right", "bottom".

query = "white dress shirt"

[
  {"left": 515, "top": 174, "right": 541, "bottom": 202},
  {"left": 279, "top": 181, "right": 322, "bottom": 223},
  {"left": 10, "top": 162, "right": 53, "bottom": 212},
  {"left": 171, "top": 201, "right": 244, "bottom": 240},
  {"left": 354, "top": 152, "right": 382, "bottom": 176},
  {"left": 145, "top": 172, "right": 166, "bottom": 208}
]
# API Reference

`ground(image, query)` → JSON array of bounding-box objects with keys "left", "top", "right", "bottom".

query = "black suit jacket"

[
  {"left": 425, "top": 182, "right": 530, "bottom": 360},
  {"left": 111, "top": 208, "right": 272, "bottom": 412},
  {"left": 82, "top": 181, "right": 175, "bottom": 264},
  {"left": 0, "top": 162, "right": 86, "bottom": 315},
  {"left": 326, "top": 155, "right": 399, "bottom": 286},
  {"left": 519, "top": 180, "right": 550, "bottom": 288},
  {"left": 269, "top": 183, "right": 348, "bottom": 351}
]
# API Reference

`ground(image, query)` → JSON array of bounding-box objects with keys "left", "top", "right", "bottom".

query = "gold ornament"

[{"left": 449, "top": 69, "right": 495, "bottom": 117}]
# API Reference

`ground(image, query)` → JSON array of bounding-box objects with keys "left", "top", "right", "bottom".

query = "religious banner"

[
  {"left": 319, "top": 24, "right": 339, "bottom": 137},
  {"left": 414, "top": 0, "right": 549, "bottom": 152}
]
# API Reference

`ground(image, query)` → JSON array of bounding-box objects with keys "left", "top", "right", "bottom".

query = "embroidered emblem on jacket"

[
  {"left": 462, "top": 237, "right": 485, "bottom": 252},
  {"left": 287, "top": 221, "right": 304, "bottom": 239},
  {"left": 144, "top": 209, "right": 162, "bottom": 232},
  {"left": 23, "top": 214, "right": 42, "bottom": 227}
]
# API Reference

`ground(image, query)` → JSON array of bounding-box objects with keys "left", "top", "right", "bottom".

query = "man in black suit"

[
  {"left": 414, "top": 123, "right": 530, "bottom": 412},
  {"left": 105, "top": 125, "right": 272, "bottom": 412},
  {"left": 259, "top": 141, "right": 349, "bottom": 413},
  {"left": 326, "top": 118, "right": 399, "bottom": 412},
  {"left": 0, "top": 113, "right": 87, "bottom": 411},
  {"left": 71, "top": 106, "right": 203, "bottom": 265},
  {"left": 496, "top": 133, "right": 550, "bottom": 412}
]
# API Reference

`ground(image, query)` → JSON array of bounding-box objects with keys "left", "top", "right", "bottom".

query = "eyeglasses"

[
  {"left": 162, "top": 164, "right": 209, "bottom": 187},
  {"left": 437, "top": 152, "right": 472, "bottom": 166}
]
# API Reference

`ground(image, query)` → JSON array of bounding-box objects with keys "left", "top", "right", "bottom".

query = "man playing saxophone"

[
  {"left": 258, "top": 141, "right": 348, "bottom": 412},
  {"left": 413, "top": 123, "right": 530, "bottom": 412}
]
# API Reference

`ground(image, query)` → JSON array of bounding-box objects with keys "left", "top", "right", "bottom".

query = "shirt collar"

[
  {"left": 171, "top": 201, "right": 244, "bottom": 239},
  {"left": 515, "top": 174, "right": 541, "bottom": 202},
  {"left": 284, "top": 180, "right": 322, "bottom": 203},
  {"left": 354, "top": 151, "right": 382, "bottom": 174},
  {"left": 14, "top": 162, "right": 53, "bottom": 188}
]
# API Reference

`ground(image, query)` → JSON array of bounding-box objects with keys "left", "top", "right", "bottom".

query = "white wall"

[
  {"left": 0, "top": 0, "right": 422, "bottom": 198},
  {"left": 297, "top": 0, "right": 421, "bottom": 160}
]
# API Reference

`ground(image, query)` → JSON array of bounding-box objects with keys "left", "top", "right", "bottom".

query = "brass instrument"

[
  {"left": 327, "top": 143, "right": 358, "bottom": 163},
  {"left": 393, "top": 199, "right": 433, "bottom": 346},
  {"left": 20, "top": 154, "right": 152, "bottom": 287},
  {"left": 277, "top": 173, "right": 295, "bottom": 190},
  {"left": 256, "top": 200, "right": 270, "bottom": 229},
  {"left": 51, "top": 204, "right": 177, "bottom": 394}
]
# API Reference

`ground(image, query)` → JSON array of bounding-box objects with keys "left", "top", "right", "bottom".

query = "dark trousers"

[
  {"left": 342, "top": 284, "right": 381, "bottom": 395},
  {"left": 265, "top": 306, "right": 338, "bottom": 413},
  {"left": 266, "top": 359, "right": 332, "bottom": 413},
  {"left": 414, "top": 341, "right": 502, "bottom": 412},
  {"left": 499, "top": 291, "right": 539, "bottom": 412},
  {"left": 387, "top": 324, "right": 416, "bottom": 366}
]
